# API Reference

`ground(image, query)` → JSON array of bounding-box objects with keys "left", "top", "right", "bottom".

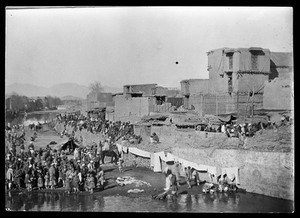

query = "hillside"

[{"left": 5, "top": 83, "right": 123, "bottom": 99}]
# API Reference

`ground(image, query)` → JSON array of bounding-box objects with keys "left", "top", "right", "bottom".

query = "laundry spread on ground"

[
  {"left": 115, "top": 176, "right": 152, "bottom": 187},
  {"left": 127, "top": 188, "right": 144, "bottom": 193}
]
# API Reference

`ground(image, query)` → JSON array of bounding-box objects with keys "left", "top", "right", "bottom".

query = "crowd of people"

[
  {"left": 5, "top": 111, "right": 143, "bottom": 194},
  {"left": 56, "top": 112, "right": 139, "bottom": 143},
  {"left": 5, "top": 136, "right": 107, "bottom": 194},
  {"left": 196, "top": 114, "right": 292, "bottom": 141}
]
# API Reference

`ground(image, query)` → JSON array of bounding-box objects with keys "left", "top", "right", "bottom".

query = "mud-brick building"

[
  {"left": 114, "top": 84, "right": 183, "bottom": 122},
  {"left": 263, "top": 52, "right": 293, "bottom": 110},
  {"left": 181, "top": 47, "right": 285, "bottom": 116},
  {"left": 86, "top": 92, "right": 114, "bottom": 110}
]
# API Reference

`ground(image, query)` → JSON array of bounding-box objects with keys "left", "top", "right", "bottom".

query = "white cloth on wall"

[
  {"left": 150, "top": 153, "right": 155, "bottom": 167},
  {"left": 128, "top": 147, "right": 136, "bottom": 154},
  {"left": 116, "top": 143, "right": 123, "bottom": 154},
  {"left": 122, "top": 146, "right": 128, "bottom": 154},
  {"left": 207, "top": 166, "right": 217, "bottom": 177},
  {"left": 153, "top": 153, "right": 162, "bottom": 172},
  {"left": 130, "top": 148, "right": 151, "bottom": 158},
  {"left": 221, "top": 167, "right": 240, "bottom": 184},
  {"left": 156, "top": 151, "right": 166, "bottom": 162}
]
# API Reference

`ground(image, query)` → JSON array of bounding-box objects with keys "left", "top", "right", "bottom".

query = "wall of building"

[
  {"left": 235, "top": 73, "right": 269, "bottom": 94},
  {"left": 114, "top": 95, "right": 152, "bottom": 122},
  {"left": 237, "top": 48, "right": 271, "bottom": 73},
  {"left": 87, "top": 92, "right": 113, "bottom": 110},
  {"left": 123, "top": 84, "right": 157, "bottom": 96},
  {"left": 263, "top": 78, "right": 293, "bottom": 110},
  {"left": 154, "top": 86, "right": 169, "bottom": 96},
  {"left": 188, "top": 79, "right": 210, "bottom": 95},
  {"left": 207, "top": 48, "right": 271, "bottom": 95}
]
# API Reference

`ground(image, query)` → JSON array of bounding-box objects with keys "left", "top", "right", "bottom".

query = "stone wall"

[{"left": 172, "top": 148, "right": 294, "bottom": 200}]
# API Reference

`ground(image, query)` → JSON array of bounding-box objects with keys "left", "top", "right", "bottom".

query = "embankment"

[{"left": 53, "top": 123, "right": 294, "bottom": 200}]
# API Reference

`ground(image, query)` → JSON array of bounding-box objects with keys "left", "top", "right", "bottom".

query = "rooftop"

[{"left": 123, "top": 83, "right": 157, "bottom": 87}]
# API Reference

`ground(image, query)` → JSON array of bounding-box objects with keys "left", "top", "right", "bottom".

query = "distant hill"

[{"left": 6, "top": 83, "right": 123, "bottom": 99}]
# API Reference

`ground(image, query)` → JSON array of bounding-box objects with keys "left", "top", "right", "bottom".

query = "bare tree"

[{"left": 89, "top": 81, "right": 104, "bottom": 94}]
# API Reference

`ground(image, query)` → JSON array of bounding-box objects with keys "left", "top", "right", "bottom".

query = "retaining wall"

[
  {"left": 54, "top": 122, "right": 294, "bottom": 200},
  {"left": 172, "top": 148, "right": 294, "bottom": 200}
]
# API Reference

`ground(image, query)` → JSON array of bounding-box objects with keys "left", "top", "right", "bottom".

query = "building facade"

[
  {"left": 86, "top": 92, "right": 114, "bottom": 110},
  {"left": 181, "top": 47, "right": 293, "bottom": 116}
]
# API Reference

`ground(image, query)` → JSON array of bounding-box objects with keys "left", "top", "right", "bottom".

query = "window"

[
  {"left": 229, "top": 55, "right": 233, "bottom": 70},
  {"left": 251, "top": 53, "right": 258, "bottom": 71},
  {"left": 227, "top": 72, "right": 233, "bottom": 94}
]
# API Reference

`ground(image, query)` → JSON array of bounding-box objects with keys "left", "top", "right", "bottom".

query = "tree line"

[{"left": 5, "top": 93, "right": 63, "bottom": 115}]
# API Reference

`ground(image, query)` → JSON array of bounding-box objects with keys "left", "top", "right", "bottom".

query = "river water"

[{"left": 5, "top": 191, "right": 293, "bottom": 212}]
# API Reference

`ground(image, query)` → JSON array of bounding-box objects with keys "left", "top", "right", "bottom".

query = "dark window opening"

[
  {"left": 124, "top": 86, "right": 130, "bottom": 93},
  {"left": 131, "top": 93, "right": 143, "bottom": 98},
  {"left": 227, "top": 72, "right": 233, "bottom": 94},
  {"left": 225, "top": 53, "right": 233, "bottom": 70},
  {"left": 229, "top": 55, "right": 233, "bottom": 69},
  {"left": 251, "top": 54, "right": 258, "bottom": 71},
  {"left": 250, "top": 50, "right": 264, "bottom": 71},
  {"left": 155, "top": 96, "right": 166, "bottom": 105}
]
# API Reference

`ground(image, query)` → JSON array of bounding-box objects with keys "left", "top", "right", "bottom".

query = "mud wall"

[
  {"left": 172, "top": 148, "right": 294, "bottom": 201},
  {"left": 184, "top": 92, "right": 263, "bottom": 116},
  {"left": 263, "top": 78, "right": 293, "bottom": 110},
  {"left": 114, "top": 95, "right": 151, "bottom": 122}
]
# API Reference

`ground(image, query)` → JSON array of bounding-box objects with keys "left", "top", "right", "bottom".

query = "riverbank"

[{"left": 7, "top": 118, "right": 294, "bottom": 201}]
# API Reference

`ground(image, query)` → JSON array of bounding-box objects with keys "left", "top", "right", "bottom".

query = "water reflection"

[{"left": 5, "top": 191, "right": 293, "bottom": 212}]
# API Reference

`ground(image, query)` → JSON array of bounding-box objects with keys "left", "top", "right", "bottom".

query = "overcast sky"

[{"left": 5, "top": 7, "right": 293, "bottom": 89}]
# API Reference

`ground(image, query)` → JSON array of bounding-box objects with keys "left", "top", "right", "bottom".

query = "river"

[{"left": 5, "top": 191, "right": 293, "bottom": 212}]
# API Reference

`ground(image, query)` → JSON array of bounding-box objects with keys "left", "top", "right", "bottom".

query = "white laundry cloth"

[
  {"left": 150, "top": 153, "right": 155, "bottom": 167},
  {"left": 156, "top": 151, "right": 166, "bottom": 162},
  {"left": 153, "top": 153, "right": 162, "bottom": 172},
  {"left": 207, "top": 166, "right": 217, "bottom": 181},
  {"left": 128, "top": 147, "right": 136, "bottom": 154},
  {"left": 196, "top": 164, "right": 208, "bottom": 172},
  {"left": 130, "top": 148, "right": 151, "bottom": 158},
  {"left": 116, "top": 143, "right": 123, "bottom": 154},
  {"left": 221, "top": 167, "right": 240, "bottom": 184},
  {"left": 122, "top": 146, "right": 128, "bottom": 154}
]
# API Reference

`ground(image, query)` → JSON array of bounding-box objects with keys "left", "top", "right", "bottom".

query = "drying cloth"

[
  {"left": 196, "top": 164, "right": 208, "bottom": 172},
  {"left": 128, "top": 147, "right": 151, "bottom": 158},
  {"left": 128, "top": 147, "right": 136, "bottom": 154},
  {"left": 156, "top": 151, "right": 166, "bottom": 162},
  {"left": 172, "top": 155, "right": 209, "bottom": 172},
  {"left": 116, "top": 143, "right": 123, "bottom": 154},
  {"left": 128, "top": 189, "right": 144, "bottom": 194},
  {"left": 207, "top": 166, "right": 217, "bottom": 177},
  {"left": 122, "top": 146, "right": 128, "bottom": 154},
  {"left": 133, "top": 148, "right": 151, "bottom": 158},
  {"left": 166, "top": 153, "right": 181, "bottom": 162},
  {"left": 150, "top": 152, "right": 155, "bottom": 167},
  {"left": 221, "top": 167, "right": 240, "bottom": 185},
  {"left": 153, "top": 153, "right": 162, "bottom": 172}
]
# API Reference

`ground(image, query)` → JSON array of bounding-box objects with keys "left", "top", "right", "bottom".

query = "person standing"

[
  {"left": 37, "top": 174, "right": 43, "bottom": 190},
  {"left": 184, "top": 166, "right": 192, "bottom": 189},
  {"left": 6, "top": 165, "right": 14, "bottom": 191}
]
